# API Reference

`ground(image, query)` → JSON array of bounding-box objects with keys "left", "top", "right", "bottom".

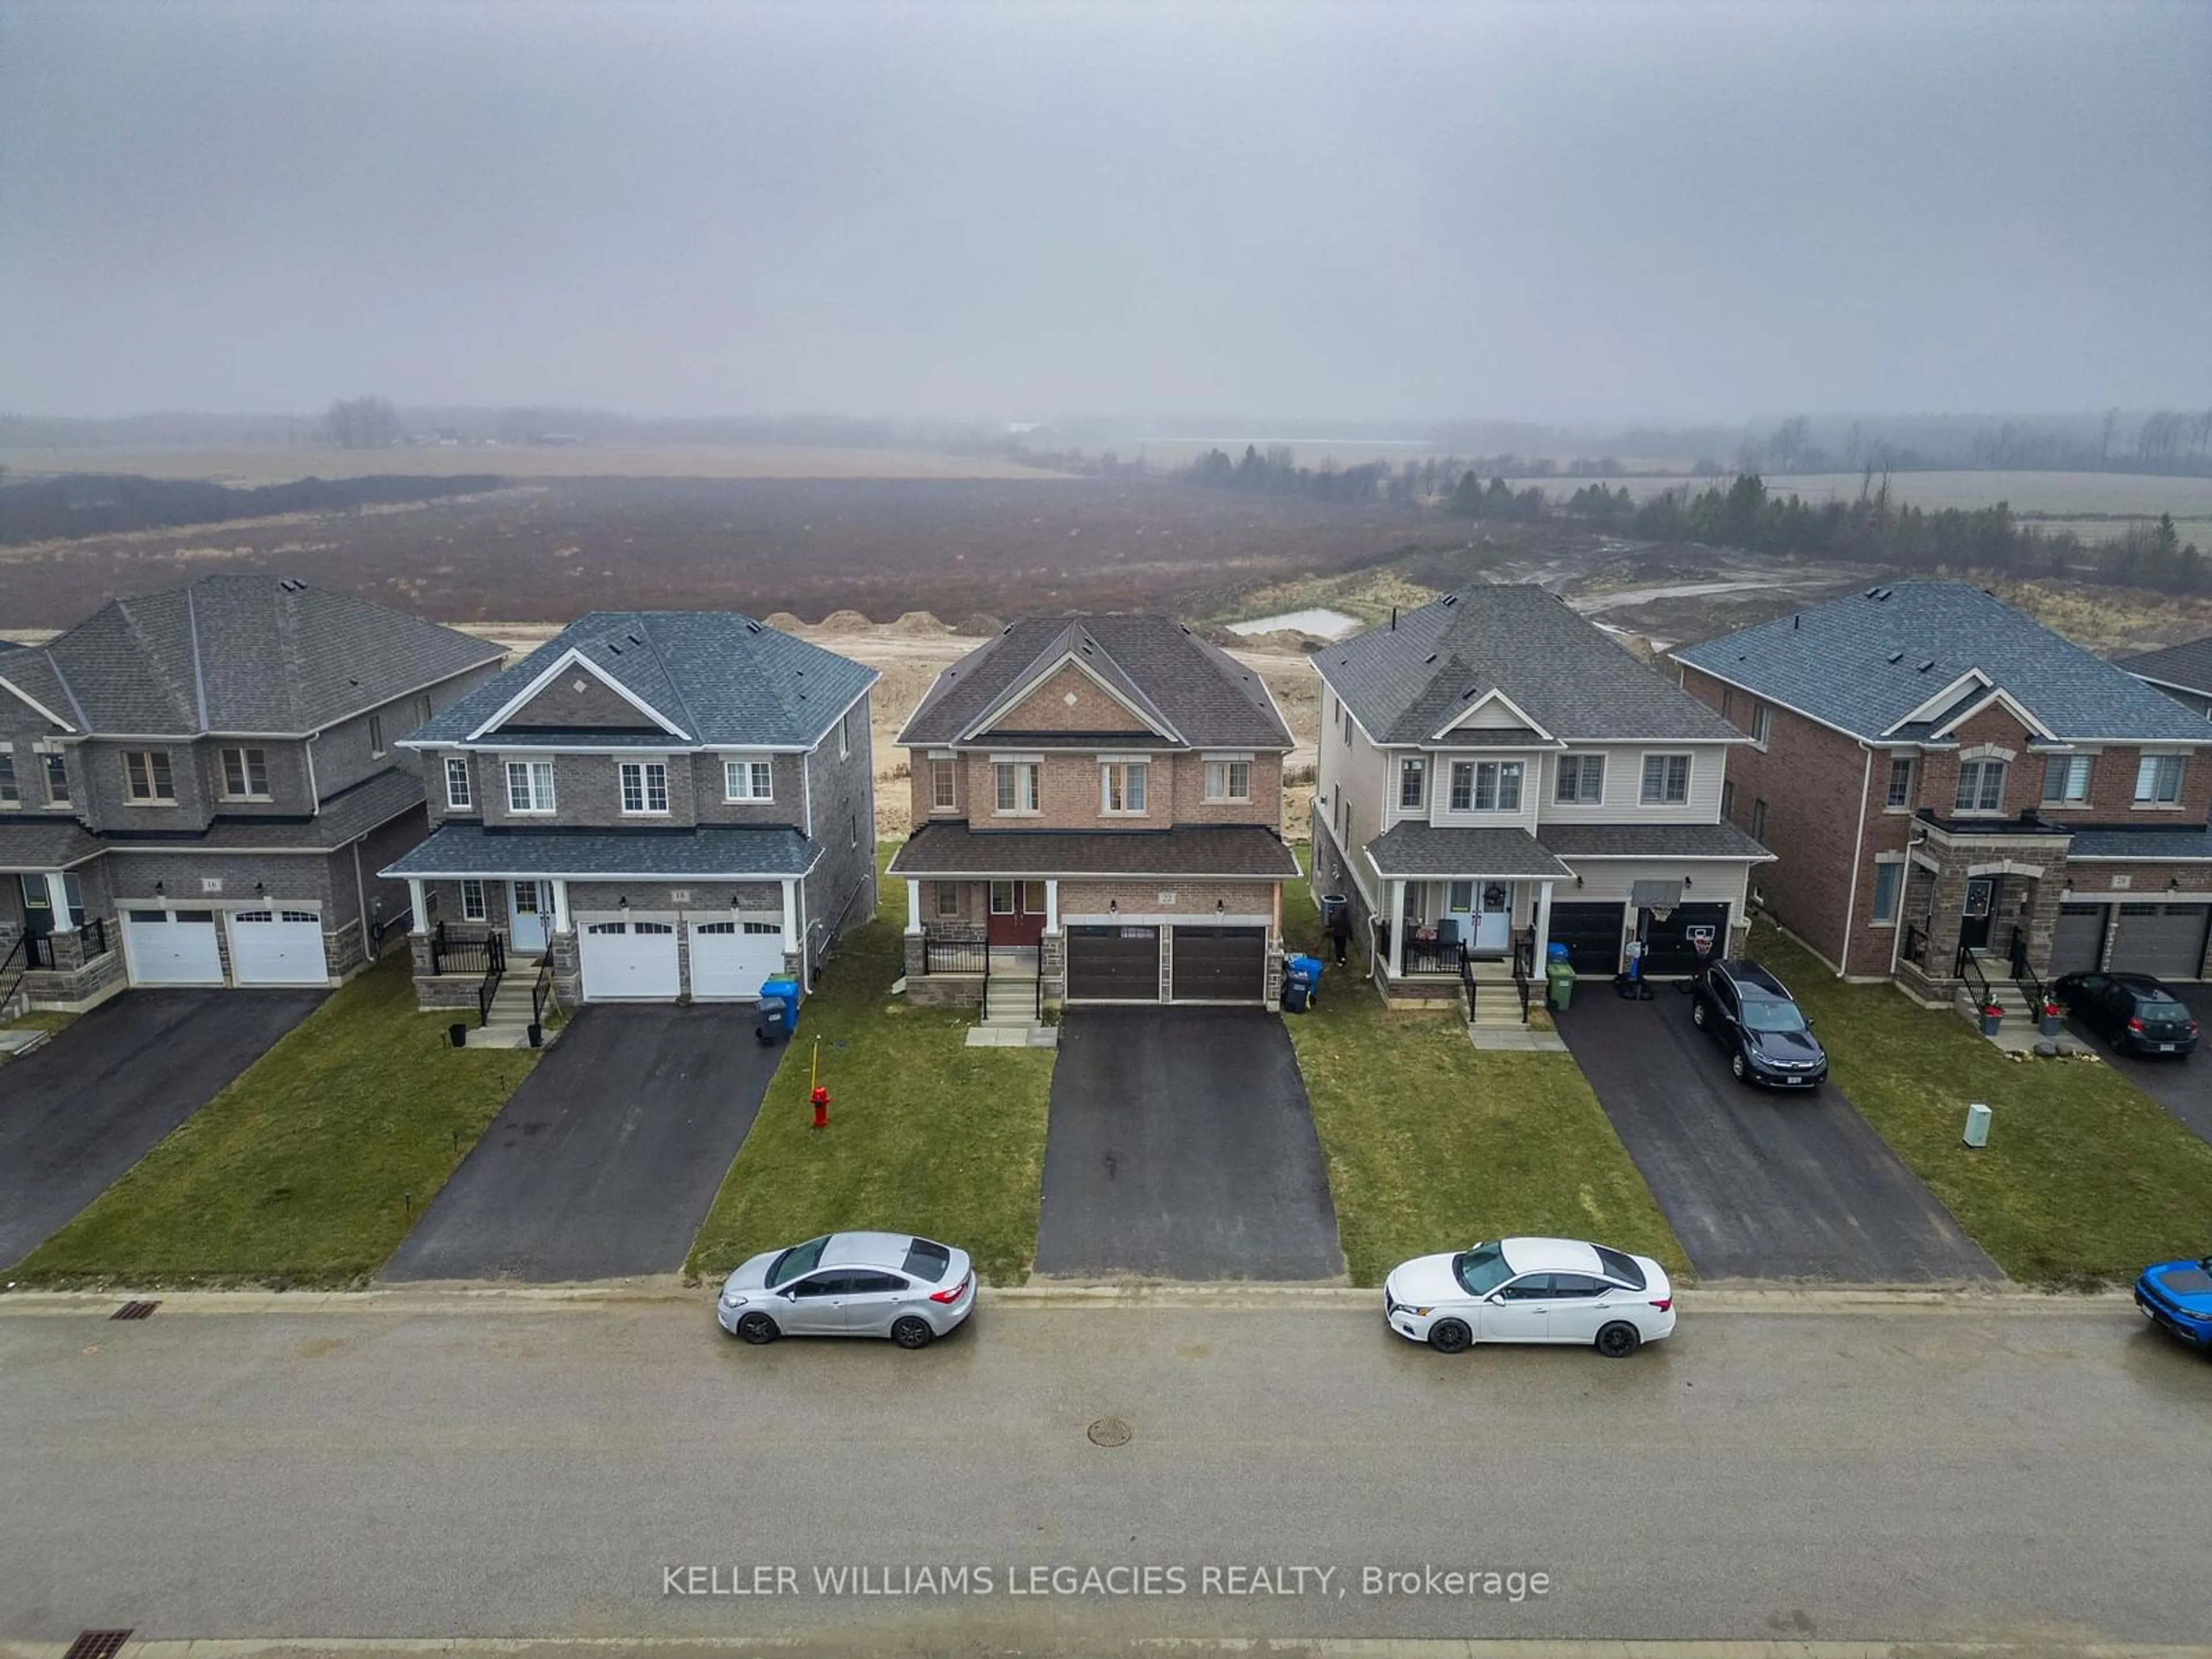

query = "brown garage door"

[
  {"left": 2108, "top": 903, "right": 2209, "bottom": 980},
  {"left": 1065, "top": 924, "right": 1160, "bottom": 1001},
  {"left": 1169, "top": 925, "right": 1267, "bottom": 1002},
  {"left": 2049, "top": 904, "right": 2107, "bottom": 977}
]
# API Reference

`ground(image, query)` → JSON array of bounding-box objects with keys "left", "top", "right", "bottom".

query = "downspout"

[
  {"left": 353, "top": 840, "right": 368, "bottom": 960},
  {"left": 1837, "top": 743, "right": 1874, "bottom": 977},
  {"left": 1888, "top": 824, "right": 1928, "bottom": 979}
]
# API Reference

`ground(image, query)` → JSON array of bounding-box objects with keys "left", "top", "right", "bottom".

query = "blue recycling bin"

[
  {"left": 1282, "top": 953, "right": 1324, "bottom": 1012},
  {"left": 1547, "top": 940, "right": 1571, "bottom": 963},
  {"left": 759, "top": 976, "right": 801, "bottom": 1033}
]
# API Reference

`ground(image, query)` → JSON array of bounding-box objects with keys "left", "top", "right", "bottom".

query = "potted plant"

[
  {"left": 1980, "top": 1002, "right": 2005, "bottom": 1037},
  {"left": 2039, "top": 999, "right": 2063, "bottom": 1037}
]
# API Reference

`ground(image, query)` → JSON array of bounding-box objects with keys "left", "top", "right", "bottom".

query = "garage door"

[
  {"left": 2050, "top": 904, "right": 2107, "bottom": 977},
  {"left": 228, "top": 909, "right": 328, "bottom": 986},
  {"left": 1641, "top": 903, "right": 1732, "bottom": 976},
  {"left": 579, "top": 918, "right": 681, "bottom": 1000},
  {"left": 1547, "top": 902, "right": 1626, "bottom": 974},
  {"left": 2108, "top": 903, "right": 2209, "bottom": 980},
  {"left": 688, "top": 918, "right": 785, "bottom": 1000},
  {"left": 122, "top": 908, "right": 224, "bottom": 986},
  {"left": 1065, "top": 924, "right": 1160, "bottom": 1001},
  {"left": 1169, "top": 925, "right": 1266, "bottom": 1003}
]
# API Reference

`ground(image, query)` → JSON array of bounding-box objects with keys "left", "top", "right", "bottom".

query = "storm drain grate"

[
  {"left": 62, "top": 1631, "right": 133, "bottom": 1659},
  {"left": 110, "top": 1301, "right": 159, "bottom": 1321}
]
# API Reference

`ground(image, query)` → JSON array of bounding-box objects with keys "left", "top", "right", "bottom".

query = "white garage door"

[
  {"left": 688, "top": 918, "right": 785, "bottom": 1001},
  {"left": 228, "top": 909, "right": 329, "bottom": 986},
  {"left": 579, "top": 918, "right": 681, "bottom": 1000},
  {"left": 122, "top": 908, "right": 224, "bottom": 986}
]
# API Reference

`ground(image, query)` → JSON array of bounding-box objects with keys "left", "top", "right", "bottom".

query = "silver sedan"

[{"left": 717, "top": 1232, "right": 975, "bottom": 1349}]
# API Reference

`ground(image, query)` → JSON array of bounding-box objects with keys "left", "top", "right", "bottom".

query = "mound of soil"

[
  {"left": 887, "top": 610, "right": 954, "bottom": 635},
  {"left": 816, "top": 608, "right": 875, "bottom": 633},
  {"left": 762, "top": 611, "right": 806, "bottom": 632}
]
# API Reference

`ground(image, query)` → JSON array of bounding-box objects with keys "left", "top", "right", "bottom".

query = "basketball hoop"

[{"left": 1649, "top": 906, "right": 1675, "bottom": 923}]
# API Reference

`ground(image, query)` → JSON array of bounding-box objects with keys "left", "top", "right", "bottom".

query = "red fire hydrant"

[{"left": 810, "top": 1085, "right": 831, "bottom": 1128}]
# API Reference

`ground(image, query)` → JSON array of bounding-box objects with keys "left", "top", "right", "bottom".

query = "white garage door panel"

[
  {"left": 123, "top": 908, "right": 225, "bottom": 986},
  {"left": 688, "top": 920, "right": 785, "bottom": 1001},
  {"left": 229, "top": 910, "right": 329, "bottom": 986},
  {"left": 580, "top": 919, "right": 681, "bottom": 1000}
]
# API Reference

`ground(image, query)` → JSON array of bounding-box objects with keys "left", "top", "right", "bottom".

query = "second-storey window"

[
  {"left": 1639, "top": 753, "right": 1691, "bottom": 805},
  {"left": 1101, "top": 762, "right": 1147, "bottom": 815},
  {"left": 1749, "top": 704, "right": 1772, "bottom": 747},
  {"left": 125, "top": 750, "right": 176, "bottom": 802},
  {"left": 43, "top": 751, "right": 70, "bottom": 806},
  {"left": 1449, "top": 760, "right": 1521, "bottom": 812},
  {"left": 620, "top": 760, "right": 670, "bottom": 815},
  {"left": 1555, "top": 753, "right": 1604, "bottom": 804},
  {"left": 1205, "top": 759, "right": 1252, "bottom": 802},
  {"left": 0, "top": 749, "right": 17, "bottom": 808},
  {"left": 994, "top": 761, "right": 1040, "bottom": 815},
  {"left": 445, "top": 755, "right": 473, "bottom": 809},
  {"left": 2137, "top": 753, "right": 2186, "bottom": 803},
  {"left": 724, "top": 758, "right": 774, "bottom": 801},
  {"left": 931, "top": 758, "right": 957, "bottom": 812},
  {"left": 1397, "top": 757, "right": 1426, "bottom": 810},
  {"left": 221, "top": 746, "right": 270, "bottom": 800},
  {"left": 369, "top": 714, "right": 387, "bottom": 758},
  {"left": 1886, "top": 755, "right": 1916, "bottom": 809},
  {"left": 1953, "top": 757, "right": 2005, "bottom": 813},
  {"left": 2042, "top": 753, "right": 2093, "bottom": 804},
  {"left": 506, "top": 760, "right": 555, "bottom": 813}
]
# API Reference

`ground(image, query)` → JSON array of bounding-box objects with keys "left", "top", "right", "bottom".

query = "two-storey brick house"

[
  {"left": 887, "top": 615, "right": 1300, "bottom": 1012},
  {"left": 384, "top": 612, "right": 877, "bottom": 1008},
  {"left": 1673, "top": 582, "right": 2212, "bottom": 1000},
  {"left": 1308, "top": 586, "right": 1770, "bottom": 999},
  {"left": 0, "top": 575, "right": 503, "bottom": 1006}
]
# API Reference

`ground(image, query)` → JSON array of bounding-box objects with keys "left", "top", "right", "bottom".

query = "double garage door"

[
  {"left": 122, "top": 907, "right": 329, "bottom": 987},
  {"left": 577, "top": 916, "right": 786, "bottom": 1001},
  {"left": 1063, "top": 923, "right": 1267, "bottom": 1004},
  {"left": 2049, "top": 902, "right": 2209, "bottom": 981}
]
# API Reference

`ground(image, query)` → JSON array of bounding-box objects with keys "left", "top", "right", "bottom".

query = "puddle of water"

[{"left": 1227, "top": 607, "right": 1361, "bottom": 639}]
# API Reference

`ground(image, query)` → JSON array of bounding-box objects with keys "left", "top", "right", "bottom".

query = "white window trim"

[
  {"left": 2134, "top": 752, "right": 2188, "bottom": 809},
  {"left": 1554, "top": 752, "right": 1605, "bottom": 805},
  {"left": 460, "top": 878, "right": 488, "bottom": 921},
  {"left": 993, "top": 760, "right": 1041, "bottom": 817},
  {"left": 1100, "top": 760, "right": 1150, "bottom": 817},
  {"left": 1397, "top": 756, "right": 1427, "bottom": 811},
  {"left": 369, "top": 714, "right": 387, "bottom": 759},
  {"left": 444, "top": 755, "right": 474, "bottom": 810},
  {"left": 2040, "top": 752, "right": 2094, "bottom": 808},
  {"left": 929, "top": 757, "right": 957, "bottom": 813},
  {"left": 1446, "top": 758, "right": 1523, "bottom": 814},
  {"left": 1952, "top": 756, "right": 2008, "bottom": 816},
  {"left": 506, "top": 758, "right": 556, "bottom": 816},
  {"left": 1749, "top": 704, "right": 1772, "bottom": 750},
  {"left": 123, "top": 749, "right": 177, "bottom": 805},
  {"left": 1869, "top": 855, "right": 1904, "bottom": 927},
  {"left": 1884, "top": 754, "right": 1916, "bottom": 813},
  {"left": 217, "top": 745, "right": 271, "bottom": 802},
  {"left": 618, "top": 759, "right": 671, "bottom": 817},
  {"left": 1638, "top": 752, "right": 1692, "bottom": 807},
  {"left": 1204, "top": 757, "right": 1253, "bottom": 804},
  {"left": 724, "top": 756, "right": 775, "bottom": 802}
]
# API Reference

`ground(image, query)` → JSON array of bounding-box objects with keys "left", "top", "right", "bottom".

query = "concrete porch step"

[{"left": 461, "top": 1021, "right": 563, "bottom": 1051}]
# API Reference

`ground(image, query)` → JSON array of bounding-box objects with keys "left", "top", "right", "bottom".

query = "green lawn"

[
  {"left": 1281, "top": 857, "right": 1687, "bottom": 1287},
  {"left": 14, "top": 957, "right": 536, "bottom": 1288},
  {"left": 685, "top": 850, "right": 1055, "bottom": 1286},
  {"left": 1756, "top": 919, "right": 2212, "bottom": 1287}
]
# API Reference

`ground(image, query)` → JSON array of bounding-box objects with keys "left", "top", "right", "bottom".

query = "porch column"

[
  {"left": 1044, "top": 878, "right": 1059, "bottom": 931},
  {"left": 45, "top": 871, "right": 77, "bottom": 929},
  {"left": 906, "top": 878, "right": 923, "bottom": 934},
  {"left": 782, "top": 878, "right": 799, "bottom": 943},
  {"left": 550, "top": 879, "right": 571, "bottom": 934},
  {"left": 1387, "top": 878, "right": 1406, "bottom": 978},
  {"left": 1533, "top": 878, "right": 1554, "bottom": 965},
  {"left": 406, "top": 878, "right": 427, "bottom": 930}
]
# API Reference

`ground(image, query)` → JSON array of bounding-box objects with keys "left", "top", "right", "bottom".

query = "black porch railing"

[
  {"left": 475, "top": 931, "right": 507, "bottom": 1028},
  {"left": 531, "top": 956, "right": 556, "bottom": 1028},
  {"left": 430, "top": 922, "right": 503, "bottom": 977},
  {"left": 1459, "top": 950, "right": 1477, "bottom": 1022},
  {"left": 922, "top": 934, "right": 987, "bottom": 975},
  {"left": 22, "top": 932, "right": 56, "bottom": 971},
  {"left": 1902, "top": 922, "right": 1929, "bottom": 968},
  {"left": 0, "top": 935, "right": 28, "bottom": 1014},
  {"left": 2008, "top": 925, "right": 2047, "bottom": 1017},
  {"left": 77, "top": 916, "right": 107, "bottom": 959},
  {"left": 1512, "top": 950, "right": 1533, "bottom": 1024},
  {"left": 1399, "top": 937, "right": 1468, "bottom": 977},
  {"left": 1955, "top": 941, "right": 1994, "bottom": 1013}
]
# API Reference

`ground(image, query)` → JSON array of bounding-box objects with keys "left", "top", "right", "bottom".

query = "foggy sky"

[{"left": 2, "top": 0, "right": 2207, "bottom": 423}]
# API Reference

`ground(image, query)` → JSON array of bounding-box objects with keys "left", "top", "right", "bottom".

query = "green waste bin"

[{"left": 1546, "top": 960, "right": 1576, "bottom": 1012}]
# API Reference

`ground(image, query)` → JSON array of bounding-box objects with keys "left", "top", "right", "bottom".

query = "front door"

[
  {"left": 986, "top": 880, "right": 1048, "bottom": 946},
  {"left": 1960, "top": 877, "right": 1995, "bottom": 953},
  {"left": 1473, "top": 880, "right": 1513, "bottom": 955},
  {"left": 509, "top": 880, "right": 553, "bottom": 952},
  {"left": 18, "top": 874, "right": 54, "bottom": 938}
]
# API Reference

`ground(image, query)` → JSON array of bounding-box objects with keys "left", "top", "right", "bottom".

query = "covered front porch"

[
  {"left": 1893, "top": 817, "right": 2070, "bottom": 1019},
  {"left": 1361, "top": 823, "right": 1570, "bottom": 1006}
]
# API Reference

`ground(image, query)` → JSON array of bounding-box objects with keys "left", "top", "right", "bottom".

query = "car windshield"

[
  {"left": 767, "top": 1235, "right": 830, "bottom": 1287},
  {"left": 1453, "top": 1243, "right": 1514, "bottom": 1296},
  {"left": 1740, "top": 995, "right": 1808, "bottom": 1034},
  {"left": 1594, "top": 1245, "right": 1647, "bottom": 1289}
]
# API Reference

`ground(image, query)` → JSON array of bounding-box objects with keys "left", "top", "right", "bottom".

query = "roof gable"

[
  {"left": 968, "top": 652, "right": 1179, "bottom": 743},
  {"left": 473, "top": 647, "right": 688, "bottom": 740},
  {"left": 1432, "top": 686, "right": 1552, "bottom": 742}
]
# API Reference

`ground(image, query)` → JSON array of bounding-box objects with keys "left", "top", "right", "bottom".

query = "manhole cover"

[{"left": 1086, "top": 1417, "right": 1132, "bottom": 1448}]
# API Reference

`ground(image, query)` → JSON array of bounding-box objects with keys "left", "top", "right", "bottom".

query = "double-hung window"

[
  {"left": 506, "top": 759, "right": 556, "bottom": 814},
  {"left": 1101, "top": 762, "right": 1147, "bottom": 815},
  {"left": 2042, "top": 753, "right": 2093, "bottom": 805},
  {"left": 220, "top": 746, "right": 270, "bottom": 800},
  {"left": 42, "top": 751, "right": 70, "bottom": 806},
  {"left": 1449, "top": 760, "right": 1521, "bottom": 812},
  {"left": 1555, "top": 753, "right": 1604, "bottom": 804},
  {"left": 1886, "top": 755, "right": 1915, "bottom": 809},
  {"left": 0, "top": 749, "right": 17, "bottom": 808},
  {"left": 994, "top": 761, "right": 1040, "bottom": 815},
  {"left": 1398, "top": 757, "right": 1426, "bottom": 810},
  {"left": 2136, "top": 753, "right": 2186, "bottom": 804},
  {"left": 934, "top": 881, "right": 960, "bottom": 918},
  {"left": 620, "top": 760, "right": 670, "bottom": 815},
  {"left": 1870, "top": 859, "right": 1902, "bottom": 924},
  {"left": 460, "top": 878, "right": 488, "bottom": 921},
  {"left": 369, "top": 714, "right": 387, "bottom": 758},
  {"left": 725, "top": 757, "right": 774, "bottom": 801},
  {"left": 1640, "top": 753, "right": 1691, "bottom": 805},
  {"left": 1749, "top": 704, "right": 1772, "bottom": 748},
  {"left": 124, "top": 751, "right": 176, "bottom": 802},
  {"left": 1205, "top": 759, "right": 1252, "bottom": 803},
  {"left": 1953, "top": 758, "right": 2005, "bottom": 813},
  {"left": 930, "top": 758, "right": 957, "bottom": 812},
  {"left": 444, "top": 755, "right": 473, "bottom": 809}
]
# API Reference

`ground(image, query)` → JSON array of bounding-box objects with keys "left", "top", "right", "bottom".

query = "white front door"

[
  {"left": 578, "top": 918, "right": 680, "bottom": 999},
  {"left": 687, "top": 918, "right": 786, "bottom": 1000},
  {"left": 1474, "top": 881, "right": 1513, "bottom": 954},
  {"left": 122, "top": 908, "right": 225, "bottom": 986},
  {"left": 227, "top": 908, "right": 329, "bottom": 985},
  {"left": 509, "top": 881, "right": 552, "bottom": 952}
]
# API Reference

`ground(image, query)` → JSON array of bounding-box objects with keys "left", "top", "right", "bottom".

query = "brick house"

[
  {"left": 887, "top": 615, "right": 1299, "bottom": 1015},
  {"left": 384, "top": 612, "right": 877, "bottom": 1010},
  {"left": 0, "top": 575, "right": 503, "bottom": 1007},
  {"left": 1672, "top": 582, "right": 2212, "bottom": 1002},
  {"left": 1308, "top": 585, "right": 1771, "bottom": 1003}
]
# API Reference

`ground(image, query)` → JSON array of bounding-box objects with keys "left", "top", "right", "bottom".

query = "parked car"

[
  {"left": 717, "top": 1232, "right": 975, "bottom": 1349},
  {"left": 2051, "top": 971, "right": 2200, "bottom": 1058},
  {"left": 2134, "top": 1256, "right": 2212, "bottom": 1351},
  {"left": 1382, "top": 1236, "right": 1675, "bottom": 1358},
  {"left": 1690, "top": 958, "right": 1828, "bottom": 1088}
]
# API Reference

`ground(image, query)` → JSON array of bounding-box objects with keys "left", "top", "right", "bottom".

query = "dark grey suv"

[{"left": 1690, "top": 959, "right": 1828, "bottom": 1089}]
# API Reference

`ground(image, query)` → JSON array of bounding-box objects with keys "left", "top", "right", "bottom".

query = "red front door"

[{"left": 986, "top": 880, "right": 1048, "bottom": 946}]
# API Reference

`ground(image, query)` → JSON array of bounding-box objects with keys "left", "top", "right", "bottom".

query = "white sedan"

[{"left": 1383, "top": 1236, "right": 1676, "bottom": 1358}]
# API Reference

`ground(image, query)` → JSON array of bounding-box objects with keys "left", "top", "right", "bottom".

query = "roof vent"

[
  {"left": 1441, "top": 595, "right": 1459, "bottom": 607},
  {"left": 1918, "top": 658, "right": 1937, "bottom": 673},
  {"left": 1886, "top": 650, "right": 1904, "bottom": 664},
  {"left": 1423, "top": 653, "right": 1437, "bottom": 664},
  {"left": 628, "top": 632, "right": 643, "bottom": 645},
  {"left": 1876, "top": 588, "right": 1893, "bottom": 600},
  {"left": 1463, "top": 686, "right": 1480, "bottom": 700},
  {"left": 1793, "top": 615, "right": 1800, "bottom": 630},
  {"left": 1865, "top": 587, "right": 1881, "bottom": 599},
  {"left": 745, "top": 621, "right": 761, "bottom": 634},
  {"left": 607, "top": 643, "right": 622, "bottom": 655}
]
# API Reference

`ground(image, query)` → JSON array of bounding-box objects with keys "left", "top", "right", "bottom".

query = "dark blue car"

[{"left": 2134, "top": 1256, "right": 2212, "bottom": 1350}]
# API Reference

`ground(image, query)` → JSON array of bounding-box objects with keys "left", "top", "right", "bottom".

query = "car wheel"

[
  {"left": 1595, "top": 1320, "right": 1642, "bottom": 1359},
  {"left": 891, "top": 1316, "right": 935, "bottom": 1350},
  {"left": 734, "top": 1312, "right": 780, "bottom": 1345},
  {"left": 1729, "top": 1051, "right": 1749, "bottom": 1083},
  {"left": 1691, "top": 1000, "right": 1707, "bottom": 1028},
  {"left": 1427, "top": 1319, "right": 1471, "bottom": 1354}
]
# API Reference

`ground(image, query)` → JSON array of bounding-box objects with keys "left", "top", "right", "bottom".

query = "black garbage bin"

[
  {"left": 755, "top": 995, "right": 788, "bottom": 1046},
  {"left": 448, "top": 1021, "right": 467, "bottom": 1049}
]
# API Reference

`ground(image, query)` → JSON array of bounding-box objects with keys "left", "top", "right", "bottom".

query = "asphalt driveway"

[
  {"left": 2065, "top": 991, "right": 2212, "bottom": 1145},
  {"left": 0, "top": 988, "right": 324, "bottom": 1268},
  {"left": 1558, "top": 988, "right": 2001, "bottom": 1283},
  {"left": 1032, "top": 1007, "right": 1343, "bottom": 1281},
  {"left": 379, "top": 1005, "right": 779, "bottom": 1282}
]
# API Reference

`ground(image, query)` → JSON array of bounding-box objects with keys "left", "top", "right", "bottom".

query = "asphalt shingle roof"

[
  {"left": 1674, "top": 582, "right": 2212, "bottom": 744},
  {"left": 2066, "top": 827, "right": 2212, "bottom": 861},
  {"left": 384, "top": 823, "right": 819, "bottom": 879},
  {"left": 11, "top": 575, "right": 502, "bottom": 737},
  {"left": 1316, "top": 586, "right": 1741, "bottom": 745},
  {"left": 410, "top": 612, "right": 877, "bottom": 749},
  {"left": 887, "top": 822, "right": 1300, "bottom": 879},
  {"left": 1363, "top": 823, "right": 1570, "bottom": 879},
  {"left": 897, "top": 615, "right": 1291, "bottom": 750},
  {"left": 2121, "top": 637, "right": 2212, "bottom": 700},
  {"left": 0, "top": 817, "right": 103, "bottom": 870},
  {"left": 1538, "top": 822, "right": 1774, "bottom": 861}
]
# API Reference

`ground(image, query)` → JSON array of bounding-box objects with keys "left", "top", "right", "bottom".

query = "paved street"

[{"left": 2, "top": 1293, "right": 2208, "bottom": 1645}]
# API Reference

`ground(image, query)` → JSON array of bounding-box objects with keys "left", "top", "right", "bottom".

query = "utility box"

[{"left": 1963, "top": 1102, "right": 1992, "bottom": 1148}]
